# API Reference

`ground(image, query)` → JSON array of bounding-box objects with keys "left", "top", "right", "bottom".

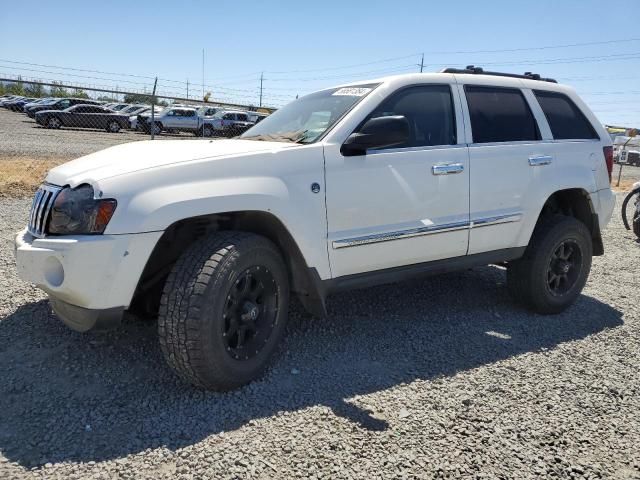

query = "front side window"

[
  {"left": 533, "top": 90, "right": 599, "bottom": 140},
  {"left": 465, "top": 86, "right": 540, "bottom": 143},
  {"left": 361, "top": 84, "right": 456, "bottom": 149},
  {"left": 241, "top": 83, "right": 379, "bottom": 144}
]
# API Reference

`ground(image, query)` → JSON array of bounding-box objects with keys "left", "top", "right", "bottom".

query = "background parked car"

[
  {"left": 26, "top": 98, "right": 101, "bottom": 118},
  {"left": 35, "top": 104, "right": 130, "bottom": 132},
  {"left": 205, "top": 110, "right": 254, "bottom": 137},
  {"left": 107, "top": 103, "right": 131, "bottom": 112},
  {"left": 248, "top": 112, "right": 269, "bottom": 124},
  {"left": 119, "top": 104, "right": 147, "bottom": 115},
  {"left": 129, "top": 106, "right": 162, "bottom": 130},
  {"left": 137, "top": 107, "right": 203, "bottom": 135},
  {"left": 3, "top": 97, "right": 36, "bottom": 111},
  {"left": 22, "top": 97, "right": 55, "bottom": 111},
  {"left": 0, "top": 95, "right": 25, "bottom": 107}
]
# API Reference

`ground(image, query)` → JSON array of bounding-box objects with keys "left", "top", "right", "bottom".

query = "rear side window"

[
  {"left": 465, "top": 86, "right": 540, "bottom": 143},
  {"left": 364, "top": 84, "right": 457, "bottom": 148},
  {"left": 533, "top": 90, "right": 599, "bottom": 140}
]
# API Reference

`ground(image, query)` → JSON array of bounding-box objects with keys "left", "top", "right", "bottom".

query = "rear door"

[{"left": 462, "top": 83, "right": 549, "bottom": 254}]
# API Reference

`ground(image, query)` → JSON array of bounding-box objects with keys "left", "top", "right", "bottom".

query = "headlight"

[{"left": 48, "top": 184, "right": 117, "bottom": 235}]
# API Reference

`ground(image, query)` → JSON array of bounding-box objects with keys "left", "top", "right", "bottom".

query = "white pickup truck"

[{"left": 15, "top": 67, "right": 615, "bottom": 390}]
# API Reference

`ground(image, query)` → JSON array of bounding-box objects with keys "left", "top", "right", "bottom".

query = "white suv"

[{"left": 15, "top": 67, "right": 615, "bottom": 390}]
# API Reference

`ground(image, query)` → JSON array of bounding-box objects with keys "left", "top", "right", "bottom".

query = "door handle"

[
  {"left": 432, "top": 163, "right": 464, "bottom": 175},
  {"left": 528, "top": 155, "right": 553, "bottom": 166}
]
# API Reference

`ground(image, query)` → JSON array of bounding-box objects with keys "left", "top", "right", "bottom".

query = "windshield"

[{"left": 241, "top": 84, "right": 379, "bottom": 144}]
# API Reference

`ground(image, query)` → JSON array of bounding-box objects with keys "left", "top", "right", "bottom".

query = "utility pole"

[
  {"left": 202, "top": 49, "right": 205, "bottom": 101},
  {"left": 259, "top": 72, "right": 264, "bottom": 107},
  {"left": 420, "top": 53, "right": 424, "bottom": 73}
]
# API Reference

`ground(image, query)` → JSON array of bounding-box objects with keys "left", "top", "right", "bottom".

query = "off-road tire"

[
  {"left": 158, "top": 231, "right": 290, "bottom": 390},
  {"left": 507, "top": 216, "right": 592, "bottom": 314}
]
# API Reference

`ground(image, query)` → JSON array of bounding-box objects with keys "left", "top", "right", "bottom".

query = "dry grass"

[
  {"left": 612, "top": 179, "right": 638, "bottom": 193},
  {"left": 0, "top": 157, "right": 67, "bottom": 198}
]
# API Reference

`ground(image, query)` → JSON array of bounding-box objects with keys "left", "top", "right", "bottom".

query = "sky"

[{"left": 1, "top": 0, "right": 639, "bottom": 126}]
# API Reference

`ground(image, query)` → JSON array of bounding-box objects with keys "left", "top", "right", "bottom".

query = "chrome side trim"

[
  {"left": 332, "top": 213, "right": 523, "bottom": 249},
  {"left": 471, "top": 213, "right": 523, "bottom": 228},
  {"left": 332, "top": 220, "right": 470, "bottom": 249}
]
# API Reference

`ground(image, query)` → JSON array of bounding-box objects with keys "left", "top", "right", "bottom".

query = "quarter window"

[
  {"left": 363, "top": 84, "right": 456, "bottom": 149},
  {"left": 465, "top": 86, "right": 540, "bottom": 143},
  {"left": 533, "top": 90, "right": 599, "bottom": 140}
]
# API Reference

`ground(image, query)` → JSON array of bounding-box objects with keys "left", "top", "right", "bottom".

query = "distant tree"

[
  {"left": 49, "top": 82, "right": 69, "bottom": 97},
  {"left": 124, "top": 93, "right": 153, "bottom": 104},
  {"left": 6, "top": 77, "right": 25, "bottom": 96},
  {"left": 203, "top": 92, "right": 211, "bottom": 102},
  {"left": 72, "top": 88, "right": 89, "bottom": 99},
  {"left": 24, "top": 82, "right": 45, "bottom": 98}
]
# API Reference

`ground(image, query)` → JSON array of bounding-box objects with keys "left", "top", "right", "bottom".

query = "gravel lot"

[
  {"left": 0, "top": 108, "right": 201, "bottom": 161},
  {"left": 1, "top": 183, "right": 639, "bottom": 479}
]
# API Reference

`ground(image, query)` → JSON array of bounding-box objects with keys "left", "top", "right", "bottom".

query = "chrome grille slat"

[
  {"left": 33, "top": 190, "right": 48, "bottom": 234},
  {"left": 28, "top": 184, "right": 62, "bottom": 237},
  {"left": 40, "top": 191, "right": 56, "bottom": 235}
]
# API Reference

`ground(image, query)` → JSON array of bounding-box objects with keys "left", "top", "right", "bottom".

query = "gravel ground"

[
  {"left": 0, "top": 108, "right": 204, "bottom": 161},
  {"left": 1, "top": 187, "right": 640, "bottom": 479}
]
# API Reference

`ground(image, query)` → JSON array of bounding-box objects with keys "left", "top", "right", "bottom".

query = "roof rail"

[{"left": 440, "top": 65, "right": 557, "bottom": 83}]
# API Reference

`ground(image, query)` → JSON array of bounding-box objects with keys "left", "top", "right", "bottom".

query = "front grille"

[{"left": 28, "top": 184, "right": 62, "bottom": 237}]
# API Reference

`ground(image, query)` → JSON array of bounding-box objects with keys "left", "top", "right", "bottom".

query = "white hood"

[{"left": 46, "top": 139, "right": 293, "bottom": 187}]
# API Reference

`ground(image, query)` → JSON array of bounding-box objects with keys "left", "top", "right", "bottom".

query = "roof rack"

[{"left": 440, "top": 65, "right": 557, "bottom": 83}]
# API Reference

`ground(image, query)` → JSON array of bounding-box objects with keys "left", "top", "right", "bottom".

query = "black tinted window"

[
  {"left": 465, "top": 86, "right": 540, "bottom": 143},
  {"left": 365, "top": 84, "right": 456, "bottom": 148},
  {"left": 533, "top": 91, "right": 598, "bottom": 140},
  {"left": 237, "top": 114, "right": 248, "bottom": 121},
  {"left": 223, "top": 113, "right": 234, "bottom": 120}
]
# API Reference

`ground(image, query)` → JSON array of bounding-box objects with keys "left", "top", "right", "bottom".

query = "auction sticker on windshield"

[{"left": 332, "top": 87, "right": 372, "bottom": 96}]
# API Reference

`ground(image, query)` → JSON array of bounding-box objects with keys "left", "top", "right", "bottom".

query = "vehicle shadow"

[{"left": 0, "top": 266, "right": 623, "bottom": 467}]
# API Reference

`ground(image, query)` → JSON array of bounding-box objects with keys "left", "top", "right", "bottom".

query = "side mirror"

[{"left": 341, "top": 115, "right": 410, "bottom": 157}]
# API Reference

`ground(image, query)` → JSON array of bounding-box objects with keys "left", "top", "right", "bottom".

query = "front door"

[{"left": 324, "top": 84, "right": 470, "bottom": 278}]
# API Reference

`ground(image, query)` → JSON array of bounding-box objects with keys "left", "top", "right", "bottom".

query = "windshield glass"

[{"left": 241, "top": 84, "right": 379, "bottom": 144}]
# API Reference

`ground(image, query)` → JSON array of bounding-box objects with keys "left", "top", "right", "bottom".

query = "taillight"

[{"left": 603, "top": 146, "right": 613, "bottom": 183}]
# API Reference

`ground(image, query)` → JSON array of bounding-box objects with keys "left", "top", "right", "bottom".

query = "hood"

[{"left": 46, "top": 139, "right": 296, "bottom": 187}]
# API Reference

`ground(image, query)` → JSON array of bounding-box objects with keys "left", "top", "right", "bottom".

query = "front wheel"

[
  {"left": 158, "top": 231, "right": 290, "bottom": 390},
  {"left": 47, "top": 117, "right": 62, "bottom": 129},
  {"left": 507, "top": 216, "right": 592, "bottom": 314},
  {"left": 106, "top": 120, "right": 121, "bottom": 133}
]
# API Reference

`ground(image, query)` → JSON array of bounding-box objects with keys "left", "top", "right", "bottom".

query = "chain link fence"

[{"left": 0, "top": 78, "right": 275, "bottom": 197}]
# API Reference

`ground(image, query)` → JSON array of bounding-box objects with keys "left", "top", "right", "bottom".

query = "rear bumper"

[{"left": 595, "top": 188, "right": 616, "bottom": 231}]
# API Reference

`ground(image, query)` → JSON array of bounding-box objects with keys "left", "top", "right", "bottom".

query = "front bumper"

[
  {"left": 14, "top": 228, "right": 163, "bottom": 331},
  {"left": 595, "top": 187, "right": 616, "bottom": 231}
]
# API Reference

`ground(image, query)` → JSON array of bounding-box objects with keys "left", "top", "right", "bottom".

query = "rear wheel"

[
  {"left": 507, "top": 216, "right": 592, "bottom": 314},
  {"left": 158, "top": 231, "right": 290, "bottom": 390},
  {"left": 107, "top": 120, "right": 121, "bottom": 133},
  {"left": 47, "top": 117, "right": 62, "bottom": 129},
  {"left": 202, "top": 125, "right": 214, "bottom": 137}
]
